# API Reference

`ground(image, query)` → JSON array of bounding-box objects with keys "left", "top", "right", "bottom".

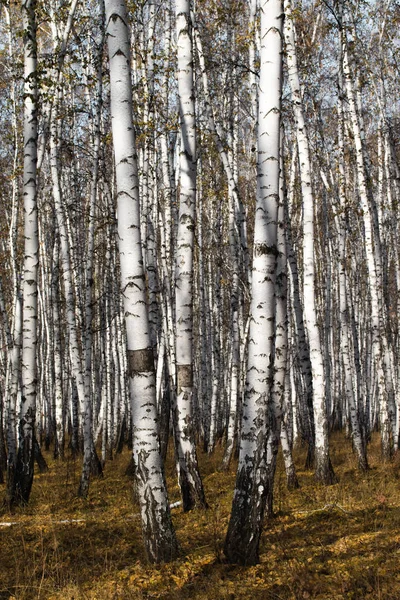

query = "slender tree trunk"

[
  {"left": 265, "top": 159, "right": 291, "bottom": 517},
  {"left": 284, "top": 0, "right": 336, "bottom": 484},
  {"left": 4, "top": 3, "right": 22, "bottom": 492},
  {"left": 51, "top": 239, "right": 64, "bottom": 459},
  {"left": 105, "top": 0, "right": 179, "bottom": 563},
  {"left": 276, "top": 149, "right": 299, "bottom": 491},
  {"left": 340, "top": 15, "right": 394, "bottom": 460},
  {"left": 173, "top": 0, "right": 207, "bottom": 511},
  {"left": 11, "top": 0, "right": 39, "bottom": 506},
  {"left": 224, "top": 0, "right": 283, "bottom": 565},
  {"left": 285, "top": 149, "right": 315, "bottom": 467},
  {"left": 337, "top": 59, "right": 368, "bottom": 471}
]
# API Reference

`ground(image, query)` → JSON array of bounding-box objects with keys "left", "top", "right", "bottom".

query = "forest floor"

[{"left": 1, "top": 432, "right": 400, "bottom": 599}]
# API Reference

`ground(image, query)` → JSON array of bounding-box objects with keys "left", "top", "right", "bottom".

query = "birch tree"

[
  {"left": 339, "top": 3, "right": 396, "bottom": 459},
  {"left": 10, "top": 0, "right": 39, "bottom": 506},
  {"left": 336, "top": 46, "right": 368, "bottom": 471},
  {"left": 284, "top": 0, "right": 336, "bottom": 484},
  {"left": 2, "top": 1, "right": 23, "bottom": 500},
  {"left": 173, "top": 0, "right": 207, "bottom": 511},
  {"left": 224, "top": 0, "right": 283, "bottom": 565},
  {"left": 105, "top": 0, "right": 179, "bottom": 562}
]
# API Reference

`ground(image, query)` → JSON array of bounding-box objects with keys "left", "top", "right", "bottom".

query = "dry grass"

[{"left": 1, "top": 432, "right": 400, "bottom": 599}]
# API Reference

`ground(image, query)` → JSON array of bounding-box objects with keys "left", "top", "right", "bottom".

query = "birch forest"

[{"left": 1, "top": 0, "right": 400, "bottom": 596}]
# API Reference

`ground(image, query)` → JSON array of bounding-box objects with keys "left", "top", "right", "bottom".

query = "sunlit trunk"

[
  {"left": 105, "top": 0, "right": 179, "bottom": 562},
  {"left": 224, "top": 0, "right": 283, "bottom": 565},
  {"left": 284, "top": 0, "right": 336, "bottom": 483},
  {"left": 12, "top": 0, "right": 39, "bottom": 506},
  {"left": 173, "top": 0, "right": 207, "bottom": 511}
]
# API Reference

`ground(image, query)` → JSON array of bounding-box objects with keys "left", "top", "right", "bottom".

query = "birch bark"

[
  {"left": 340, "top": 12, "right": 395, "bottom": 459},
  {"left": 337, "top": 59, "right": 368, "bottom": 471},
  {"left": 224, "top": 0, "right": 283, "bottom": 565},
  {"left": 173, "top": 0, "right": 207, "bottom": 511},
  {"left": 284, "top": 0, "right": 336, "bottom": 483},
  {"left": 4, "top": 2, "right": 22, "bottom": 493},
  {"left": 11, "top": 0, "right": 39, "bottom": 506},
  {"left": 105, "top": 0, "right": 179, "bottom": 562},
  {"left": 285, "top": 149, "right": 315, "bottom": 466}
]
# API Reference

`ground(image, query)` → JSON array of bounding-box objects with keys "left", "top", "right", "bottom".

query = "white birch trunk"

[
  {"left": 275, "top": 154, "right": 299, "bottom": 491},
  {"left": 341, "top": 21, "right": 394, "bottom": 459},
  {"left": 12, "top": 0, "right": 39, "bottom": 506},
  {"left": 173, "top": 0, "right": 207, "bottom": 511},
  {"left": 337, "top": 63, "right": 368, "bottom": 471},
  {"left": 284, "top": 0, "right": 336, "bottom": 483},
  {"left": 265, "top": 166, "right": 290, "bottom": 516},
  {"left": 4, "top": 6, "right": 22, "bottom": 471},
  {"left": 223, "top": 186, "right": 241, "bottom": 467},
  {"left": 105, "top": 0, "right": 178, "bottom": 562},
  {"left": 285, "top": 150, "right": 315, "bottom": 465},
  {"left": 224, "top": 0, "right": 283, "bottom": 565},
  {"left": 51, "top": 239, "right": 64, "bottom": 459}
]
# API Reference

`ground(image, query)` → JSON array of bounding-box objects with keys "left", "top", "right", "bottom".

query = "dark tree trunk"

[
  {"left": 115, "top": 414, "right": 127, "bottom": 454},
  {"left": 305, "top": 439, "right": 315, "bottom": 470},
  {"left": 314, "top": 447, "right": 337, "bottom": 485},
  {"left": 0, "top": 396, "right": 8, "bottom": 477},
  {"left": 10, "top": 413, "right": 35, "bottom": 506},
  {"left": 125, "top": 455, "right": 135, "bottom": 478},
  {"left": 224, "top": 460, "right": 268, "bottom": 566},
  {"left": 287, "top": 466, "right": 300, "bottom": 490},
  {"left": 90, "top": 440, "right": 103, "bottom": 477},
  {"left": 70, "top": 380, "right": 80, "bottom": 457},
  {"left": 159, "top": 384, "right": 171, "bottom": 463},
  {"left": 34, "top": 437, "right": 48, "bottom": 473}
]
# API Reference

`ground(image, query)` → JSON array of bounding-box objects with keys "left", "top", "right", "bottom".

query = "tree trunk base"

[
  {"left": 178, "top": 458, "right": 208, "bottom": 512},
  {"left": 356, "top": 447, "right": 369, "bottom": 472},
  {"left": 314, "top": 448, "right": 337, "bottom": 485},
  {"left": 224, "top": 464, "right": 267, "bottom": 566},
  {"left": 125, "top": 456, "right": 135, "bottom": 478},
  {"left": 90, "top": 445, "right": 103, "bottom": 478},
  {"left": 34, "top": 438, "right": 48, "bottom": 473},
  {"left": 304, "top": 441, "right": 315, "bottom": 470},
  {"left": 10, "top": 433, "right": 35, "bottom": 506},
  {"left": 287, "top": 471, "right": 300, "bottom": 490}
]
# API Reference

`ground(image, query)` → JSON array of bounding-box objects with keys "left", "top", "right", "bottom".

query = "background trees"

[{"left": 0, "top": 0, "right": 399, "bottom": 566}]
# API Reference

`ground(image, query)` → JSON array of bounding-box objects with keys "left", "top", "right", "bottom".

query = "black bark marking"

[
  {"left": 254, "top": 243, "right": 279, "bottom": 257},
  {"left": 314, "top": 446, "right": 338, "bottom": 485},
  {"left": 135, "top": 450, "right": 180, "bottom": 563},
  {"left": 177, "top": 364, "right": 192, "bottom": 392},
  {"left": 128, "top": 348, "right": 154, "bottom": 376}
]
